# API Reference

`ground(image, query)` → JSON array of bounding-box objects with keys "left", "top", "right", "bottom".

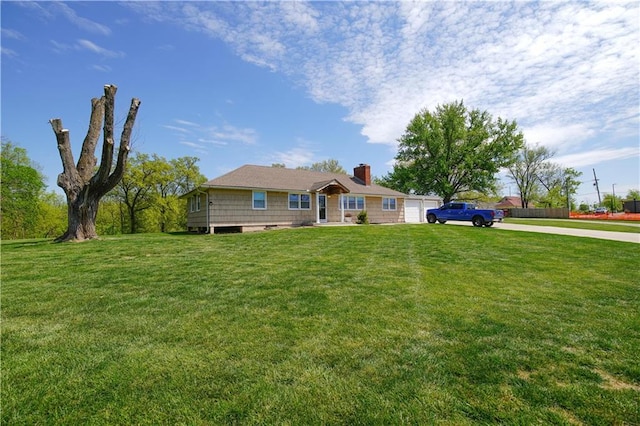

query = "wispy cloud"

[
  {"left": 51, "top": 2, "right": 111, "bottom": 36},
  {"left": 270, "top": 147, "right": 315, "bottom": 169},
  {"left": 209, "top": 125, "right": 258, "bottom": 145},
  {"left": 77, "top": 39, "right": 124, "bottom": 58},
  {"left": 127, "top": 1, "right": 639, "bottom": 167},
  {"left": 555, "top": 147, "right": 640, "bottom": 168},
  {"left": 2, "top": 47, "right": 18, "bottom": 58},
  {"left": 1, "top": 28, "right": 25, "bottom": 40},
  {"left": 164, "top": 119, "right": 257, "bottom": 154},
  {"left": 90, "top": 64, "right": 112, "bottom": 72}
]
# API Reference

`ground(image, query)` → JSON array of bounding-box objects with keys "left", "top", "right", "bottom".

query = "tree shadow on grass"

[{"left": 1, "top": 239, "right": 55, "bottom": 248}]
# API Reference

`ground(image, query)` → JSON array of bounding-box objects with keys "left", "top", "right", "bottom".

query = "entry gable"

[{"left": 309, "top": 179, "right": 350, "bottom": 195}]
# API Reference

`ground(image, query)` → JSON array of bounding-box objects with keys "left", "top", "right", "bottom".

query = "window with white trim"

[
  {"left": 190, "top": 195, "right": 201, "bottom": 212},
  {"left": 342, "top": 195, "right": 365, "bottom": 210},
  {"left": 382, "top": 197, "right": 397, "bottom": 211},
  {"left": 289, "top": 193, "right": 311, "bottom": 210},
  {"left": 253, "top": 191, "right": 267, "bottom": 209}
]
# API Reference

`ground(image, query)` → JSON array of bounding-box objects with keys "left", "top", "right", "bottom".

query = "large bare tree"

[{"left": 49, "top": 84, "right": 141, "bottom": 242}]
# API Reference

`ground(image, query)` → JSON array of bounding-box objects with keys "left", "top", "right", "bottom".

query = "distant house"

[
  {"left": 183, "top": 164, "right": 408, "bottom": 233},
  {"left": 495, "top": 196, "right": 531, "bottom": 209}
]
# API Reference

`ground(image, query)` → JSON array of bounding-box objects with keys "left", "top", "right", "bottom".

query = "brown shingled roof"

[{"left": 201, "top": 164, "right": 405, "bottom": 197}]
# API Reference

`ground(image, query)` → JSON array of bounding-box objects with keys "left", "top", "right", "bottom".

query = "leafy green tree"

[
  {"left": 36, "top": 192, "right": 67, "bottom": 238},
  {"left": 536, "top": 166, "right": 582, "bottom": 208},
  {"left": 601, "top": 193, "right": 623, "bottom": 212},
  {"left": 386, "top": 101, "right": 523, "bottom": 203},
  {"left": 115, "top": 153, "right": 157, "bottom": 233},
  {"left": 111, "top": 153, "right": 206, "bottom": 233},
  {"left": 1, "top": 139, "right": 46, "bottom": 239},
  {"left": 299, "top": 159, "right": 347, "bottom": 174},
  {"left": 506, "top": 144, "right": 554, "bottom": 208},
  {"left": 626, "top": 189, "right": 640, "bottom": 200},
  {"left": 95, "top": 193, "right": 125, "bottom": 235},
  {"left": 374, "top": 167, "right": 416, "bottom": 194},
  {"left": 151, "top": 155, "right": 206, "bottom": 232}
]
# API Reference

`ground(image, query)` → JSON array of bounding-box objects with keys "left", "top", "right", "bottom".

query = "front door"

[{"left": 319, "top": 194, "right": 327, "bottom": 222}]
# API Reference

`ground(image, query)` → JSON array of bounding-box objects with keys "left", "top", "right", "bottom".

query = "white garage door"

[
  {"left": 423, "top": 200, "right": 440, "bottom": 220},
  {"left": 405, "top": 200, "right": 422, "bottom": 223}
]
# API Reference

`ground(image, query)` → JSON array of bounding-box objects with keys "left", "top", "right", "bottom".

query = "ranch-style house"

[{"left": 183, "top": 163, "right": 427, "bottom": 234}]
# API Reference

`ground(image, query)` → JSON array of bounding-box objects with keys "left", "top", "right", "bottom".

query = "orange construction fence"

[{"left": 569, "top": 212, "right": 640, "bottom": 221}]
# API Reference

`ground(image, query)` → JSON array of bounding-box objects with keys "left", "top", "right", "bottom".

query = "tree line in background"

[
  {"left": 3, "top": 100, "right": 638, "bottom": 240},
  {"left": 1, "top": 139, "right": 206, "bottom": 240},
  {"left": 375, "top": 100, "right": 635, "bottom": 210}
]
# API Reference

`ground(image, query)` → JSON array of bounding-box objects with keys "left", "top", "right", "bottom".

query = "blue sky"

[{"left": 2, "top": 1, "right": 639, "bottom": 205}]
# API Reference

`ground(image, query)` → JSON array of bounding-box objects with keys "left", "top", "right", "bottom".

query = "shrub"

[{"left": 356, "top": 210, "right": 369, "bottom": 224}]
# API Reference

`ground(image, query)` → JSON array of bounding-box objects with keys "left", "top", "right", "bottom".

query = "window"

[
  {"left": 342, "top": 195, "right": 365, "bottom": 210},
  {"left": 289, "top": 193, "right": 311, "bottom": 210},
  {"left": 253, "top": 191, "right": 266, "bottom": 209},
  {"left": 382, "top": 197, "right": 397, "bottom": 211},
  {"left": 190, "top": 195, "right": 200, "bottom": 212}
]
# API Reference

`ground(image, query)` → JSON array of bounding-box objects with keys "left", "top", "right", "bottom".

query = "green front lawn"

[{"left": 2, "top": 226, "right": 639, "bottom": 424}]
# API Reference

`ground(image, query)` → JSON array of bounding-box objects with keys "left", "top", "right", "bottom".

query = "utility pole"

[
  {"left": 612, "top": 184, "right": 616, "bottom": 212},
  {"left": 592, "top": 168, "right": 602, "bottom": 206}
]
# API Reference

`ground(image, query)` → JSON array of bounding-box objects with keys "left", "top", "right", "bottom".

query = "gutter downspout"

[{"left": 206, "top": 191, "right": 211, "bottom": 234}]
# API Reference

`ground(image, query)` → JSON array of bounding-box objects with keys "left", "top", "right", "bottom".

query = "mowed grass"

[
  {"left": 2, "top": 225, "right": 639, "bottom": 424},
  {"left": 505, "top": 218, "right": 640, "bottom": 233}
]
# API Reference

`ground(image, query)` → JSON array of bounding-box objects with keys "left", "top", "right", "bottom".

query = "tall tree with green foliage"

[
  {"left": 626, "top": 189, "right": 640, "bottom": 200},
  {"left": 506, "top": 144, "right": 555, "bottom": 208},
  {"left": 36, "top": 192, "right": 67, "bottom": 238},
  {"left": 152, "top": 155, "right": 206, "bottom": 232},
  {"left": 115, "top": 153, "right": 157, "bottom": 234},
  {"left": 1, "top": 139, "right": 46, "bottom": 239},
  {"left": 112, "top": 153, "right": 206, "bottom": 233},
  {"left": 601, "top": 193, "right": 623, "bottom": 212},
  {"left": 384, "top": 101, "right": 523, "bottom": 203},
  {"left": 536, "top": 165, "right": 582, "bottom": 208}
]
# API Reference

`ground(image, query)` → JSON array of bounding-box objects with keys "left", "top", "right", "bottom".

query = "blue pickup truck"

[{"left": 426, "top": 202, "right": 503, "bottom": 227}]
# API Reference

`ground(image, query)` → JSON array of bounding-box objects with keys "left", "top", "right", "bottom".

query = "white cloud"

[
  {"left": 554, "top": 147, "right": 640, "bottom": 168},
  {"left": 209, "top": 125, "right": 258, "bottom": 145},
  {"left": 163, "top": 119, "right": 257, "bottom": 155},
  {"left": 174, "top": 119, "right": 199, "bottom": 127},
  {"left": 522, "top": 123, "right": 596, "bottom": 152},
  {"left": 129, "top": 1, "right": 639, "bottom": 165},
  {"left": 271, "top": 147, "right": 315, "bottom": 168},
  {"left": 51, "top": 2, "right": 111, "bottom": 36},
  {"left": 91, "top": 64, "right": 112, "bottom": 72},
  {"left": 1, "top": 29, "right": 25, "bottom": 40},
  {"left": 77, "top": 39, "right": 124, "bottom": 58},
  {"left": 1, "top": 47, "right": 18, "bottom": 58}
]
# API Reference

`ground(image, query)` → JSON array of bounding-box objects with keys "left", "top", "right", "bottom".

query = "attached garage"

[
  {"left": 404, "top": 197, "right": 442, "bottom": 223},
  {"left": 404, "top": 200, "right": 422, "bottom": 223}
]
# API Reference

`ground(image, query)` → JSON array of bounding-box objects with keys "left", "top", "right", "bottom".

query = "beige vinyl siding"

[
  {"left": 364, "top": 196, "right": 405, "bottom": 223},
  {"left": 186, "top": 194, "right": 208, "bottom": 229},
  {"left": 210, "top": 189, "right": 316, "bottom": 226}
]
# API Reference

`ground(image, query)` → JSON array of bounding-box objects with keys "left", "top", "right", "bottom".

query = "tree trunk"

[
  {"left": 50, "top": 84, "right": 140, "bottom": 242},
  {"left": 57, "top": 191, "right": 100, "bottom": 242}
]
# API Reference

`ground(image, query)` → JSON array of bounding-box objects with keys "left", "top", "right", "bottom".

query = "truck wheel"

[
  {"left": 427, "top": 214, "right": 437, "bottom": 224},
  {"left": 485, "top": 221, "right": 494, "bottom": 227},
  {"left": 472, "top": 215, "right": 485, "bottom": 227}
]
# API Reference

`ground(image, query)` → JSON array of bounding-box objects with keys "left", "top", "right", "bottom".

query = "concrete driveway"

[{"left": 487, "top": 222, "right": 640, "bottom": 243}]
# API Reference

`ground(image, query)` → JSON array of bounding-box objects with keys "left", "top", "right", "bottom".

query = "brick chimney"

[{"left": 354, "top": 163, "right": 371, "bottom": 186}]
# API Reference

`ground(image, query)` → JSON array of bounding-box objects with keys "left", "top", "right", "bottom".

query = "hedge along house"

[{"left": 183, "top": 164, "right": 407, "bottom": 233}]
